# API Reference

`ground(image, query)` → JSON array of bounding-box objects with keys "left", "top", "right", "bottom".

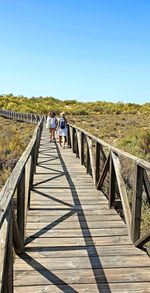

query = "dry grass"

[{"left": 0, "top": 117, "right": 35, "bottom": 190}]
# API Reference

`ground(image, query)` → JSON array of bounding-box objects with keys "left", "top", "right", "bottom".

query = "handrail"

[
  {"left": 0, "top": 109, "right": 44, "bottom": 123},
  {"left": 0, "top": 113, "right": 44, "bottom": 292},
  {"left": 67, "top": 123, "right": 150, "bottom": 249},
  {"left": 0, "top": 111, "right": 149, "bottom": 291}
]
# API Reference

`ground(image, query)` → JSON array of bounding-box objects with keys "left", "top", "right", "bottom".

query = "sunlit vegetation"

[
  {"left": 0, "top": 117, "right": 35, "bottom": 190},
  {"left": 0, "top": 93, "right": 150, "bottom": 115},
  {"left": 68, "top": 114, "right": 150, "bottom": 161}
]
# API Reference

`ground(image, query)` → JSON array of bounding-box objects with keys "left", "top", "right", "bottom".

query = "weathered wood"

[
  {"left": 143, "top": 169, "right": 150, "bottom": 205},
  {"left": 17, "top": 168, "right": 25, "bottom": 249},
  {"left": 112, "top": 152, "right": 131, "bottom": 239},
  {"left": 68, "top": 123, "right": 150, "bottom": 171},
  {"left": 3, "top": 207, "right": 13, "bottom": 293},
  {"left": 25, "top": 157, "right": 31, "bottom": 223},
  {"left": 0, "top": 217, "right": 8, "bottom": 293},
  {"left": 12, "top": 209, "right": 23, "bottom": 254},
  {"left": 86, "top": 137, "right": 95, "bottom": 184},
  {"left": 13, "top": 283, "right": 150, "bottom": 293},
  {"left": 134, "top": 230, "right": 150, "bottom": 248},
  {"left": 72, "top": 127, "right": 75, "bottom": 153},
  {"left": 131, "top": 164, "right": 144, "bottom": 243},
  {"left": 75, "top": 129, "right": 80, "bottom": 158},
  {"left": 80, "top": 132, "right": 84, "bottom": 165},
  {"left": 109, "top": 154, "right": 116, "bottom": 208},
  {"left": 13, "top": 125, "right": 150, "bottom": 292},
  {"left": 95, "top": 142, "right": 100, "bottom": 187},
  {"left": 97, "top": 152, "right": 110, "bottom": 190},
  {"left": 67, "top": 124, "right": 71, "bottom": 147},
  {"left": 86, "top": 140, "right": 90, "bottom": 174}
]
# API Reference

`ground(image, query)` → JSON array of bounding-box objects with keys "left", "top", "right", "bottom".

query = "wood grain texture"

[{"left": 14, "top": 126, "right": 150, "bottom": 293}]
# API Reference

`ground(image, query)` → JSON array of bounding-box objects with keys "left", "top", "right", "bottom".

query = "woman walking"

[
  {"left": 46, "top": 111, "right": 58, "bottom": 142},
  {"left": 58, "top": 112, "right": 67, "bottom": 148}
]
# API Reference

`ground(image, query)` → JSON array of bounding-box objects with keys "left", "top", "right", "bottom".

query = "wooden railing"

[
  {"left": 0, "top": 109, "right": 44, "bottom": 123},
  {"left": 0, "top": 115, "right": 43, "bottom": 292},
  {"left": 0, "top": 110, "right": 149, "bottom": 291},
  {"left": 67, "top": 124, "right": 150, "bottom": 249}
]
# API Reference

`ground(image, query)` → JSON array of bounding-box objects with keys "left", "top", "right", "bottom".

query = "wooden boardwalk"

[{"left": 14, "top": 128, "right": 150, "bottom": 293}]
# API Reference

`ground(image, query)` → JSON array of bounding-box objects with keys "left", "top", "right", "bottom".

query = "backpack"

[{"left": 60, "top": 117, "right": 65, "bottom": 129}]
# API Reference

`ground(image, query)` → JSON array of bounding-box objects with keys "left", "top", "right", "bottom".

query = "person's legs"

[
  {"left": 62, "top": 136, "right": 65, "bottom": 148},
  {"left": 49, "top": 128, "right": 52, "bottom": 141},
  {"left": 52, "top": 128, "right": 56, "bottom": 140},
  {"left": 59, "top": 135, "right": 62, "bottom": 146}
]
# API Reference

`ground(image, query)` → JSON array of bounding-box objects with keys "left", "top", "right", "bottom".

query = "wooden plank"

[
  {"left": 24, "top": 235, "right": 132, "bottom": 247},
  {"left": 14, "top": 267, "right": 150, "bottom": 285},
  {"left": 14, "top": 125, "right": 150, "bottom": 292},
  {"left": 26, "top": 214, "right": 121, "bottom": 222},
  {"left": 14, "top": 255, "right": 150, "bottom": 270},
  {"left": 14, "top": 282, "right": 150, "bottom": 293},
  {"left": 25, "top": 227, "right": 128, "bottom": 237},
  {"left": 16, "top": 245, "right": 146, "bottom": 258},
  {"left": 26, "top": 220, "right": 125, "bottom": 229}
]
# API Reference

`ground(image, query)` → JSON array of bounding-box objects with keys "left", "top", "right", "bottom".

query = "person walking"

[
  {"left": 46, "top": 111, "right": 58, "bottom": 142},
  {"left": 58, "top": 112, "right": 67, "bottom": 148}
]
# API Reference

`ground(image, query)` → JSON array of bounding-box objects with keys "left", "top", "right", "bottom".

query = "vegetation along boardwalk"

[{"left": 13, "top": 126, "right": 150, "bottom": 293}]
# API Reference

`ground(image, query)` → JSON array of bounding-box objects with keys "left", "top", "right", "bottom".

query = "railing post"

[
  {"left": 95, "top": 142, "right": 100, "bottom": 188},
  {"left": 17, "top": 168, "right": 25, "bottom": 249},
  {"left": 131, "top": 164, "right": 144, "bottom": 243},
  {"left": 80, "top": 132, "right": 84, "bottom": 165},
  {"left": 109, "top": 153, "right": 116, "bottom": 208},
  {"left": 28, "top": 151, "right": 34, "bottom": 209},
  {"left": 67, "top": 124, "right": 71, "bottom": 147},
  {"left": 72, "top": 127, "right": 75, "bottom": 153},
  {"left": 75, "top": 130, "right": 79, "bottom": 158},
  {"left": 86, "top": 138, "right": 90, "bottom": 174},
  {"left": 3, "top": 204, "right": 13, "bottom": 293}
]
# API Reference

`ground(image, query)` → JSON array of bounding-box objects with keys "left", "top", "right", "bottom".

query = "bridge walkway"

[{"left": 14, "top": 128, "right": 150, "bottom": 292}]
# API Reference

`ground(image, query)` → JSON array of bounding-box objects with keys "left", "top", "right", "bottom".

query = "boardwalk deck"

[{"left": 14, "top": 129, "right": 150, "bottom": 293}]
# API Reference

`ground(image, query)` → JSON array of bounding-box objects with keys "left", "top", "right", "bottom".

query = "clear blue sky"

[{"left": 0, "top": 0, "right": 150, "bottom": 104}]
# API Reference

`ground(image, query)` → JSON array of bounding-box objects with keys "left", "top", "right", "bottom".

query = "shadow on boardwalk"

[{"left": 18, "top": 137, "right": 112, "bottom": 293}]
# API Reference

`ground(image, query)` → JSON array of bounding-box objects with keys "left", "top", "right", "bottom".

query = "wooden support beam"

[
  {"left": 131, "top": 164, "right": 144, "bottom": 243},
  {"left": 134, "top": 230, "right": 150, "bottom": 247},
  {"left": 3, "top": 207, "right": 13, "bottom": 293},
  {"left": 86, "top": 140, "right": 90, "bottom": 174},
  {"left": 80, "top": 132, "right": 84, "bottom": 165},
  {"left": 86, "top": 137, "right": 95, "bottom": 184},
  {"left": 109, "top": 154, "right": 116, "bottom": 209},
  {"left": 17, "top": 168, "right": 25, "bottom": 249},
  {"left": 97, "top": 153, "right": 110, "bottom": 190},
  {"left": 95, "top": 142, "right": 100, "bottom": 188},
  {"left": 112, "top": 152, "right": 131, "bottom": 239},
  {"left": 143, "top": 170, "right": 150, "bottom": 205}
]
